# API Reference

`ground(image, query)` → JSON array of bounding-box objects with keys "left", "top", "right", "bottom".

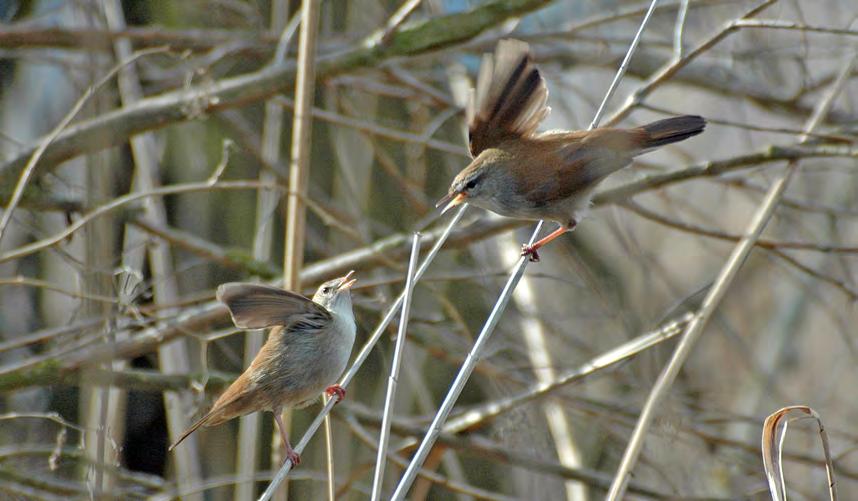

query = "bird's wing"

[
  {"left": 468, "top": 39, "right": 550, "bottom": 157},
  {"left": 518, "top": 130, "right": 642, "bottom": 205},
  {"left": 217, "top": 283, "right": 331, "bottom": 329},
  {"left": 523, "top": 117, "right": 706, "bottom": 204}
]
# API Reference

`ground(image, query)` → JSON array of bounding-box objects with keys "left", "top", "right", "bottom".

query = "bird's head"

[
  {"left": 313, "top": 270, "right": 356, "bottom": 314},
  {"left": 436, "top": 149, "right": 511, "bottom": 214}
]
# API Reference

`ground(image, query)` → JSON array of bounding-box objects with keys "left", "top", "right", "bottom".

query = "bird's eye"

[
  {"left": 465, "top": 179, "right": 477, "bottom": 190},
  {"left": 322, "top": 286, "right": 332, "bottom": 294}
]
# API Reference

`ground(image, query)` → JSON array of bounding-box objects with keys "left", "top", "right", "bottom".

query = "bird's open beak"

[
  {"left": 436, "top": 192, "right": 467, "bottom": 214},
  {"left": 338, "top": 270, "right": 357, "bottom": 291}
]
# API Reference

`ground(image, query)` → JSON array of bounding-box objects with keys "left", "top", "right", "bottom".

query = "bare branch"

[{"left": 0, "top": 0, "right": 553, "bottom": 193}]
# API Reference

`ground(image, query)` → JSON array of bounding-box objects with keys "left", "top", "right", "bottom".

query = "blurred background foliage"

[{"left": 0, "top": 0, "right": 856, "bottom": 499}]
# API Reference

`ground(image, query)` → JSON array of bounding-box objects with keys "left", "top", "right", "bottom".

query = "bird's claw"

[
  {"left": 284, "top": 449, "right": 301, "bottom": 466},
  {"left": 325, "top": 384, "right": 346, "bottom": 403},
  {"left": 520, "top": 244, "right": 540, "bottom": 262}
]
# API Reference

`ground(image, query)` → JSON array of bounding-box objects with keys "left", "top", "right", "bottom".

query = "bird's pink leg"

[
  {"left": 273, "top": 409, "right": 300, "bottom": 466},
  {"left": 325, "top": 384, "right": 346, "bottom": 403},
  {"left": 521, "top": 222, "right": 575, "bottom": 262}
]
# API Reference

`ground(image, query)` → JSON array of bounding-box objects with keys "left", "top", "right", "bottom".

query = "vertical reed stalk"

[
  {"left": 277, "top": 0, "right": 321, "bottom": 498},
  {"left": 82, "top": 2, "right": 118, "bottom": 496},
  {"left": 235, "top": 3, "right": 297, "bottom": 500}
]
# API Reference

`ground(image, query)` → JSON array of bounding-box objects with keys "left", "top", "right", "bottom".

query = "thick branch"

[{"left": 0, "top": 0, "right": 552, "bottom": 198}]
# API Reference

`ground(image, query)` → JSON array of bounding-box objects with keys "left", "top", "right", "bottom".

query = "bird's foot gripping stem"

[
  {"left": 325, "top": 384, "right": 346, "bottom": 403},
  {"left": 520, "top": 244, "right": 540, "bottom": 262}
]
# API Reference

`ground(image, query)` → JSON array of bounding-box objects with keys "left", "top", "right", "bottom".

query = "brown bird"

[
  {"left": 436, "top": 39, "right": 706, "bottom": 261},
  {"left": 169, "top": 272, "right": 358, "bottom": 465}
]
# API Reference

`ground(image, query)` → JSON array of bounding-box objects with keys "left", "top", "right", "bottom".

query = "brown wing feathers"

[
  {"left": 217, "top": 283, "right": 330, "bottom": 329},
  {"left": 520, "top": 115, "right": 706, "bottom": 206},
  {"left": 469, "top": 40, "right": 549, "bottom": 156}
]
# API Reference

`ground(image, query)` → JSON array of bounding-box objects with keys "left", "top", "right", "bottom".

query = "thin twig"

[
  {"left": 272, "top": 8, "right": 303, "bottom": 63},
  {"left": 273, "top": 96, "right": 468, "bottom": 157},
  {"left": 622, "top": 202, "right": 858, "bottom": 299},
  {"left": 446, "top": 312, "right": 695, "bottom": 433},
  {"left": 768, "top": 249, "right": 858, "bottom": 301},
  {"left": 721, "top": 176, "right": 858, "bottom": 218},
  {"left": 593, "top": 143, "right": 858, "bottom": 206},
  {"left": 0, "top": 179, "right": 283, "bottom": 264},
  {"left": 371, "top": 234, "right": 421, "bottom": 500},
  {"left": 623, "top": 201, "right": 858, "bottom": 254},
  {"left": 380, "top": 0, "right": 424, "bottom": 45},
  {"left": 0, "top": 277, "right": 118, "bottom": 304},
  {"left": 514, "top": 0, "right": 720, "bottom": 45},
  {"left": 603, "top": 0, "right": 778, "bottom": 127},
  {"left": 0, "top": 318, "right": 101, "bottom": 354},
  {"left": 589, "top": 0, "right": 661, "bottom": 129},
  {"left": 733, "top": 18, "right": 858, "bottom": 37},
  {"left": 672, "top": 0, "right": 691, "bottom": 59},
  {"left": 0, "top": 25, "right": 277, "bottom": 52},
  {"left": 605, "top": 51, "right": 858, "bottom": 500},
  {"left": 637, "top": 102, "right": 853, "bottom": 141},
  {"left": 132, "top": 219, "right": 280, "bottom": 279}
]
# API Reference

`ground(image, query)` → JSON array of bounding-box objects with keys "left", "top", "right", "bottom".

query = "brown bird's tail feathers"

[
  {"left": 637, "top": 115, "right": 706, "bottom": 150},
  {"left": 168, "top": 414, "right": 210, "bottom": 451}
]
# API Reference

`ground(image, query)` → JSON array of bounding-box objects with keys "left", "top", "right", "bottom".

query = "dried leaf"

[{"left": 761, "top": 405, "right": 837, "bottom": 501}]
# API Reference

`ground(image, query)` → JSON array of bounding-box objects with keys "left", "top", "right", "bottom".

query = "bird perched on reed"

[
  {"left": 169, "top": 272, "right": 357, "bottom": 465},
  {"left": 436, "top": 39, "right": 706, "bottom": 261}
]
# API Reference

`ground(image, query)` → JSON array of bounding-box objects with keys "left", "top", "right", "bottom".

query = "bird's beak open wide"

[
  {"left": 338, "top": 270, "right": 357, "bottom": 291},
  {"left": 436, "top": 192, "right": 467, "bottom": 214}
]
